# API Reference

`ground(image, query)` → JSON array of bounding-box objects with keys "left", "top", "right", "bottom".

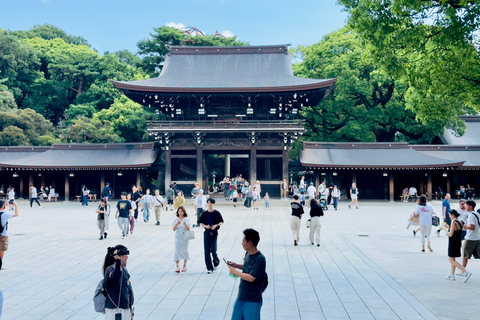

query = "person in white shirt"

[
  {"left": 413, "top": 195, "right": 436, "bottom": 252},
  {"left": 7, "top": 188, "right": 15, "bottom": 211},
  {"left": 408, "top": 186, "right": 418, "bottom": 202},
  {"left": 194, "top": 190, "right": 207, "bottom": 227},
  {"left": 153, "top": 189, "right": 164, "bottom": 226},
  {"left": 331, "top": 185, "right": 341, "bottom": 210},
  {"left": 307, "top": 182, "right": 317, "bottom": 203},
  {"left": 1, "top": 199, "right": 19, "bottom": 270},
  {"left": 48, "top": 186, "right": 55, "bottom": 202},
  {"left": 299, "top": 176, "right": 306, "bottom": 193},
  {"left": 319, "top": 182, "right": 329, "bottom": 201},
  {"left": 462, "top": 200, "right": 480, "bottom": 273}
]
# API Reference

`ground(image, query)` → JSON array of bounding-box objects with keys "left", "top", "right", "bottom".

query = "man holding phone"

[{"left": 228, "top": 228, "right": 266, "bottom": 320}]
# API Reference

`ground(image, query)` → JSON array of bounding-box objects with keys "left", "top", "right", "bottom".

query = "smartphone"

[{"left": 223, "top": 258, "right": 230, "bottom": 265}]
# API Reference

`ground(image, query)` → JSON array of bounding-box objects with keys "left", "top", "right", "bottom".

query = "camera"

[{"left": 114, "top": 248, "right": 130, "bottom": 256}]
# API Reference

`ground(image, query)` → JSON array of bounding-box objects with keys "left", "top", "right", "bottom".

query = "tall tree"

[
  {"left": 9, "top": 24, "right": 91, "bottom": 47},
  {"left": 294, "top": 28, "right": 443, "bottom": 143},
  {"left": 338, "top": 0, "right": 480, "bottom": 130},
  {"left": 137, "top": 26, "right": 248, "bottom": 76}
]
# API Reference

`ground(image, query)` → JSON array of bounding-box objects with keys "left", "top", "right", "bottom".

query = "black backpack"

[{"left": 0, "top": 212, "right": 6, "bottom": 234}]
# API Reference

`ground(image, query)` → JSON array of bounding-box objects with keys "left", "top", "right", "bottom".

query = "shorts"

[
  {"left": 351, "top": 194, "right": 358, "bottom": 200},
  {"left": 233, "top": 198, "right": 237, "bottom": 203},
  {"left": 9, "top": 200, "right": 13, "bottom": 204},
  {"left": 463, "top": 239, "right": 480, "bottom": 259},
  {"left": 167, "top": 200, "right": 173, "bottom": 205},
  {"left": 0, "top": 235, "right": 8, "bottom": 251}
]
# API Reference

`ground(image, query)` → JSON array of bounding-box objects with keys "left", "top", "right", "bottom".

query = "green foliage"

[
  {"left": 338, "top": 0, "right": 480, "bottom": 130},
  {"left": 0, "top": 78, "right": 18, "bottom": 111},
  {"left": 57, "top": 116, "right": 119, "bottom": 143},
  {"left": 137, "top": 26, "right": 248, "bottom": 76},
  {"left": 294, "top": 28, "right": 443, "bottom": 143},
  {"left": 8, "top": 24, "right": 91, "bottom": 47},
  {"left": 93, "top": 95, "right": 155, "bottom": 142},
  {"left": 64, "top": 104, "right": 97, "bottom": 120},
  {"left": 0, "top": 108, "right": 57, "bottom": 145}
]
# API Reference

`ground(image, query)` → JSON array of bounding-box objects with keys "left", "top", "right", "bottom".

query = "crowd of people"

[{"left": 408, "top": 193, "right": 479, "bottom": 282}]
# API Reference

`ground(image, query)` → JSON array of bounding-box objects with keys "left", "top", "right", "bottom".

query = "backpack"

[
  {"left": 93, "top": 279, "right": 106, "bottom": 313},
  {"left": 0, "top": 212, "right": 7, "bottom": 234},
  {"left": 262, "top": 272, "right": 269, "bottom": 293}
]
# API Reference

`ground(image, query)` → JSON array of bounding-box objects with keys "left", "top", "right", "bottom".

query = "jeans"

[
  {"left": 265, "top": 201, "right": 269, "bottom": 209},
  {"left": 143, "top": 204, "right": 151, "bottom": 221},
  {"left": 117, "top": 217, "right": 129, "bottom": 236},
  {"left": 81, "top": 195, "right": 88, "bottom": 206},
  {"left": 196, "top": 208, "right": 204, "bottom": 226},
  {"left": 333, "top": 197, "right": 339, "bottom": 209},
  {"left": 204, "top": 231, "right": 219, "bottom": 271},
  {"left": 231, "top": 299, "right": 262, "bottom": 320}
]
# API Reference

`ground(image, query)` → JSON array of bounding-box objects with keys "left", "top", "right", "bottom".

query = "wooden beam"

[{"left": 389, "top": 173, "right": 394, "bottom": 201}]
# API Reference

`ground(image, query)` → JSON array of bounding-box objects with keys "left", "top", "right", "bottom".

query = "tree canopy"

[
  {"left": 338, "top": 0, "right": 480, "bottom": 131},
  {"left": 137, "top": 26, "right": 248, "bottom": 76},
  {"left": 294, "top": 28, "right": 443, "bottom": 144}
]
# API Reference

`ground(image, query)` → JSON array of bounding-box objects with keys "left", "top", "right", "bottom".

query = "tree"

[
  {"left": 137, "top": 26, "right": 248, "bottom": 76},
  {"left": 0, "top": 108, "right": 57, "bottom": 145},
  {"left": 294, "top": 28, "right": 443, "bottom": 143},
  {"left": 338, "top": 0, "right": 480, "bottom": 130},
  {"left": 0, "top": 78, "right": 17, "bottom": 112},
  {"left": 93, "top": 95, "right": 155, "bottom": 142},
  {"left": 8, "top": 24, "right": 91, "bottom": 47},
  {"left": 57, "top": 116, "right": 119, "bottom": 143},
  {"left": 0, "top": 33, "right": 41, "bottom": 103}
]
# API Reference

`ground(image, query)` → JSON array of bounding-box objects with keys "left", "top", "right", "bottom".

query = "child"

[
  {"left": 300, "top": 191, "right": 306, "bottom": 206},
  {"left": 252, "top": 187, "right": 259, "bottom": 210},
  {"left": 233, "top": 189, "right": 238, "bottom": 207},
  {"left": 264, "top": 193, "right": 270, "bottom": 209}
]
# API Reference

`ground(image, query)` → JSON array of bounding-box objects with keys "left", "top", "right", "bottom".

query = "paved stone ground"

[{"left": 1, "top": 198, "right": 479, "bottom": 320}]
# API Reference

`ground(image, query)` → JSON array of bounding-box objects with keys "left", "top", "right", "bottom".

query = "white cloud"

[
  {"left": 221, "top": 30, "right": 235, "bottom": 38},
  {"left": 166, "top": 22, "right": 186, "bottom": 30}
]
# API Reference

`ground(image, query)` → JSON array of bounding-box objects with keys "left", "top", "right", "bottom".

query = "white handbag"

[{"left": 184, "top": 230, "right": 195, "bottom": 241}]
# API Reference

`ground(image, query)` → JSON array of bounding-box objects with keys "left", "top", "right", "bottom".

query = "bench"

[
  {"left": 50, "top": 195, "right": 59, "bottom": 202},
  {"left": 457, "top": 194, "right": 475, "bottom": 199}
]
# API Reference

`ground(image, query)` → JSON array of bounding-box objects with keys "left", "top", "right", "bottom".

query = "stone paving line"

[{"left": 0, "top": 199, "right": 479, "bottom": 320}]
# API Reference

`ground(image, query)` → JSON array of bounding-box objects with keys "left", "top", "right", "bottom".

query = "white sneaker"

[
  {"left": 464, "top": 271, "right": 472, "bottom": 283},
  {"left": 455, "top": 271, "right": 464, "bottom": 276},
  {"left": 445, "top": 275, "right": 455, "bottom": 281}
]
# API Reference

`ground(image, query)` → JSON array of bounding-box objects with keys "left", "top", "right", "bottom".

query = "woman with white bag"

[{"left": 173, "top": 206, "right": 191, "bottom": 273}]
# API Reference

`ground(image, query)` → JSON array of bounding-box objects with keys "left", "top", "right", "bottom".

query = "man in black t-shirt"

[
  {"left": 228, "top": 228, "right": 266, "bottom": 320},
  {"left": 116, "top": 192, "right": 132, "bottom": 239},
  {"left": 199, "top": 198, "right": 224, "bottom": 273},
  {"left": 291, "top": 195, "right": 304, "bottom": 246}
]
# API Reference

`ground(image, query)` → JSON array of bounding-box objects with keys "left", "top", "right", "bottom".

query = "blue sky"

[{"left": 0, "top": 0, "right": 349, "bottom": 55}]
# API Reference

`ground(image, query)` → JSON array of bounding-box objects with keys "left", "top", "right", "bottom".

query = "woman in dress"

[
  {"left": 413, "top": 194, "right": 436, "bottom": 252},
  {"left": 445, "top": 209, "right": 472, "bottom": 281},
  {"left": 174, "top": 190, "right": 185, "bottom": 211},
  {"left": 252, "top": 187, "right": 259, "bottom": 210},
  {"left": 103, "top": 245, "right": 134, "bottom": 320},
  {"left": 254, "top": 180, "right": 261, "bottom": 198},
  {"left": 173, "top": 206, "right": 191, "bottom": 273}
]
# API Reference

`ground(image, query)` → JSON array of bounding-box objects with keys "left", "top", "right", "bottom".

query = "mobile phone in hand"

[{"left": 223, "top": 258, "right": 230, "bottom": 265}]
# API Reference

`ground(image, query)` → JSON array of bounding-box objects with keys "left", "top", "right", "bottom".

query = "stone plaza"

[{"left": 1, "top": 198, "right": 479, "bottom": 320}]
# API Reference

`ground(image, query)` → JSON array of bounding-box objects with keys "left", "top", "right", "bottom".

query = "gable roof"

[
  {"left": 0, "top": 143, "right": 157, "bottom": 170},
  {"left": 111, "top": 45, "right": 336, "bottom": 99}
]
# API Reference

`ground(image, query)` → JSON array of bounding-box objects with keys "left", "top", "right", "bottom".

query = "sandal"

[
  {"left": 182, "top": 266, "right": 187, "bottom": 272},
  {"left": 175, "top": 268, "right": 180, "bottom": 273}
]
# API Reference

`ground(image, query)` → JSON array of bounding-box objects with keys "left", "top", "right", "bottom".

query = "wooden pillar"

[
  {"left": 112, "top": 173, "right": 116, "bottom": 199},
  {"left": 65, "top": 172, "right": 70, "bottom": 201},
  {"left": 19, "top": 172, "right": 24, "bottom": 198},
  {"left": 250, "top": 146, "right": 257, "bottom": 185},
  {"left": 100, "top": 172, "right": 105, "bottom": 196},
  {"left": 315, "top": 170, "right": 320, "bottom": 187},
  {"left": 136, "top": 171, "right": 141, "bottom": 189},
  {"left": 165, "top": 149, "right": 172, "bottom": 193},
  {"left": 196, "top": 147, "right": 203, "bottom": 189},
  {"left": 352, "top": 172, "right": 357, "bottom": 185},
  {"left": 389, "top": 173, "right": 394, "bottom": 202},
  {"left": 41, "top": 173, "right": 45, "bottom": 187},
  {"left": 28, "top": 172, "right": 33, "bottom": 198},
  {"left": 447, "top": 174, "right": 451, "bottom": 194},
  {"left": 225, "top": 154, "right": 231, "bottom": 178},
  {"left": 427, "top": 171, "right": 433, "bottom": 201},
  {"left": 419, "top": 173, "right": 424, "bottom": 196},
  {"left": 282, "top": 149, "right": 289, "bottom": 182}
]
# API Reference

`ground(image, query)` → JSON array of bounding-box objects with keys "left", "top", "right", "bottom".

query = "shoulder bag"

[{"left": 184, "top": 230, "right": 195, "bottom": 241}]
